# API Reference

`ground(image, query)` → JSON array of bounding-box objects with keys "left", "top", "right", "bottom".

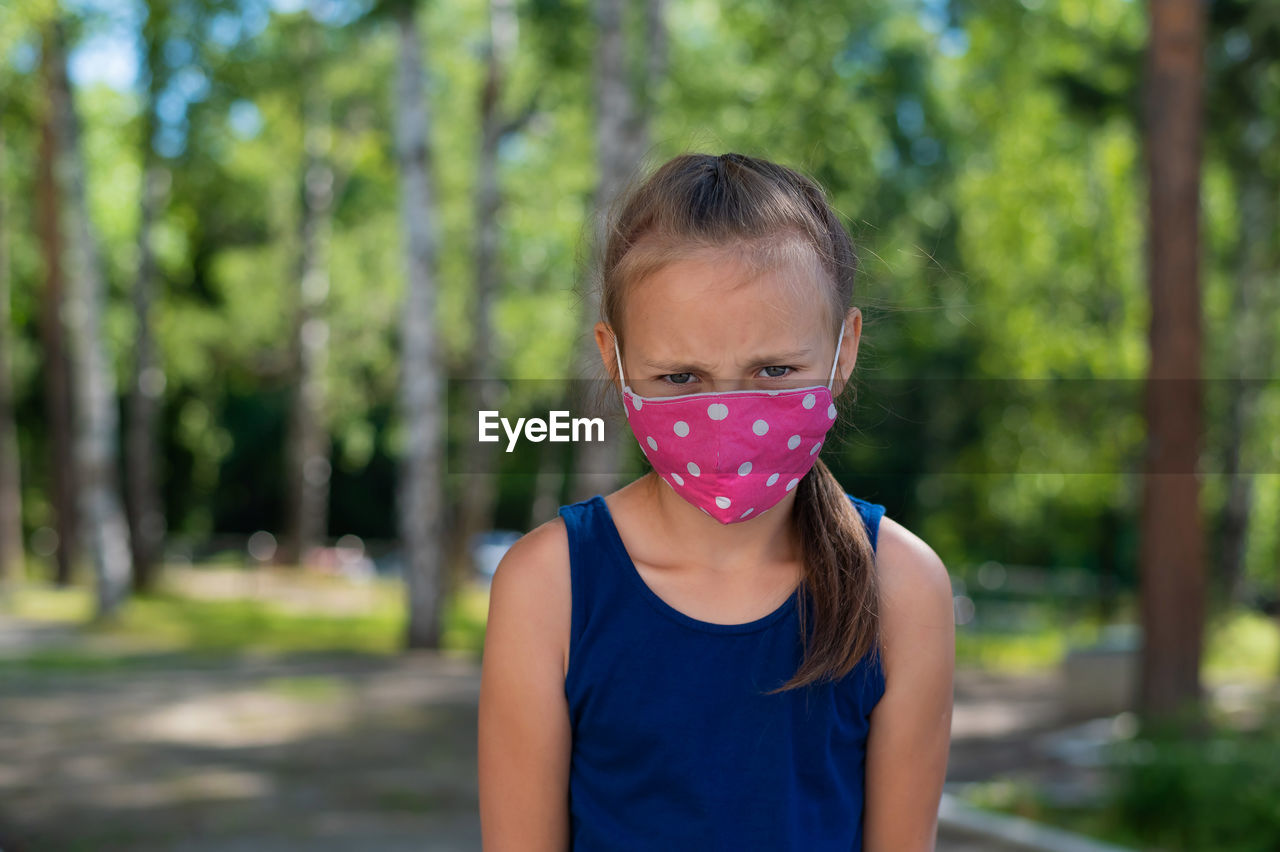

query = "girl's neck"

[{"left": 620, "top": 472, "right": 800, "bottom": 575}]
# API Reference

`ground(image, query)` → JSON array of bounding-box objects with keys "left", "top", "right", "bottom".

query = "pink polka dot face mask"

[{"left": 612, "top": 319, "right": 844, "bottom": 524}]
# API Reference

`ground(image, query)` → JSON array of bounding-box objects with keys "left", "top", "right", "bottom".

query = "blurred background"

[{"left": 0, "top": 0, "right": 1278, "bottom": 849}]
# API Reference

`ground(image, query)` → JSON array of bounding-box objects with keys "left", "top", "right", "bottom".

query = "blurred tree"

[
  {"left": 567, "top": 0, "right": 666, "bottom": 505},
  {"left": 280, "top": 13, "right": 336, "bottom": 570},
  {"left": 126, "top": 0, "right": 173, "bottom": 593},
  {"left": 0, "top": 112, "right": 23, "bottom": 596},
  {"left": 1139, "top": 0, "right": 1208, "bottom": 728},
  {"left": 36, "top": 12, "right": 79, "bottom": 588},
  {"left": 3, "top": 0, "right": 1274, "bottom": 660},
  {"left": 45, "top": 12, "right": 132, "bottom": 619},
  {"left": 1204, "top": 0, "right": 1280, "bottom": 616},
  {"left": 394, "top": 0, "right": 446, "bottom": 649},
  {"left": 447, "top": 0, "right": 543, "bottom": 597}
]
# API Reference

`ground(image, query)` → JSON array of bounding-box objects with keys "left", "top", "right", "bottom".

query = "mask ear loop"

[
  {"left": 613, "top": 332, "right": 626, "bottom": 389},
  {"left": 826, "top": 317, "right": 846, "bottom": 393},
  {"left": 612, "top": 330, "right": 629, "bottom": 407}
]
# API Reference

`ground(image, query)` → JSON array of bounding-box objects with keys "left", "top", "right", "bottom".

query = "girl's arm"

[
  {"left": 478, "top": 519, "right": 574, "bottom": 851},
  {"left": 862, "top": 517, "right": 956, "bottom": 851}
]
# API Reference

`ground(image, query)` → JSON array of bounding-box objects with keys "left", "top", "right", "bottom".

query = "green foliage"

[
  {"left": 1099, "top": 716, "right": 1280, "bottom": 851},
  {"left": 1203, "top": 609, "right": 1280, "bottom": 684},
  {"left": 958, "top": 778, "right": 1138, "bottom": 848}
]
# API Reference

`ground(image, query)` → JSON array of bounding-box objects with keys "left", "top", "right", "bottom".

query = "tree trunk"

[
  {"left": 127, "top": 10, "right": 169, "bottom": 593},
  {"left": 1095, "top": 507, "right": 1119, "bottom": 626},
  {"left": 1138, "top": 0, "right": 1208, "bottom": 730},
  {"left": 570, "top": 0, "right": 666, "bottom": 503},
  {"left": 1216, "top": 173, "right": 1271, "bottom": 614},
  {"left": 47, "top": 17, "right": 133, "bottom": 620},
  {"left": 395, "top": 0, "right": 446, "bottom": 649},
  {"left": 633, "top": 0, "right": 667, "bottom": 168},
  {"left": 281, "top": 27, "right": 334, "bottom": 570},
  {"left": 447, "top": 0, "right": 523, "bottom": 594},
  {"left": 0, "top": 121, "right": 24, "bottom": 597},
  {"left": 37, "top": 32, "right": 78, "bottom": 588},
  {"left": 529, "top": 391, "right": 570, "bottom": 524}
]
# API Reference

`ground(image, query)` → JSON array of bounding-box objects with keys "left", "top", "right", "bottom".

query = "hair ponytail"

[{"left": 766, "top": 457, "right": 880, "bottom": 693}]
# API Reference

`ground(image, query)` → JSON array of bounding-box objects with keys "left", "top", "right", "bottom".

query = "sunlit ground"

[{"left": 0, "top": 565, "right": 490, "bottom": 673}]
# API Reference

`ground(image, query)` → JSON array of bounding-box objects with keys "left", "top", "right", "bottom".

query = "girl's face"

[{"left": 602, "top": 248, "right": 859, "bottom": 400}]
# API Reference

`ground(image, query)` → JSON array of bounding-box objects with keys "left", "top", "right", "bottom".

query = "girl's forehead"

[{"left": 624, "top": 254, "right": 834, "bottom": 352}]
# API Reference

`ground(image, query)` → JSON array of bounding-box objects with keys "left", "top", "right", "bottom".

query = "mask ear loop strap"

[
  {"left": 612, "top": 330, "right": 628, "bottom": 397},
  {"left": 826, "top": 317, "right": 846, "bottom": 392}
]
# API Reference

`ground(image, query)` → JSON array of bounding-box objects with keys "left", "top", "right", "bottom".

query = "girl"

[{"left": 478, "top": 152, "right": 954, "bottom": 850}]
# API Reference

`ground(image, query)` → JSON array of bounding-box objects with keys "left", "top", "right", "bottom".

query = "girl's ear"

[
  {"left": 835, "top": 307, "right": 862, "bottom": 394},
  {"left": 593, "top": 321, "right": 621, "bottom": 384}
]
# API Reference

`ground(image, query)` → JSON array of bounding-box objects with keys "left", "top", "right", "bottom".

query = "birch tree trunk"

[
  {"left": 564, "top": 0, "right": 630, "bottom": 506},
  {"left": 633, "top": 0, "right": 667, "bottom": 168},
  {"left": 566, "top": 0, "right": 666, "bottom": 505},
  {"left": 127, "top": 6, "right": 169, "bottom": 593},
  {"left": 447, "top": 0, "right": 525, "bottom": 594},
  {"left": 37, "top": 31, "right": 78, "bottom": 587},
  {"left": 281, "top": 27, "right": 334, "bottom": 570},
  {"left": 47, "top": 17, "right": 132, "bottom": 619},
  {"left": 1138, "top": 0, "right": 1207, "bottom": 728},
  {"left": 0, "top": 121, "right": 23, "bottom": 596},
  {"left": 394, "top": 0, "right": 445, "bottom": 649}
]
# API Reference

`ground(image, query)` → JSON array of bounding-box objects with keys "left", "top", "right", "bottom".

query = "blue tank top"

[{"left": 557, "top": 492, "right": 887, "bottom": 851}]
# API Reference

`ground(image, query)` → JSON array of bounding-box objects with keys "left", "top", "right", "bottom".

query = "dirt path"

[
  {"left": 0, "top": 624, "right": 1112, "bottom": 851},
  {"left": 0, "top": 649, "right": 482, "bottom": 851}
]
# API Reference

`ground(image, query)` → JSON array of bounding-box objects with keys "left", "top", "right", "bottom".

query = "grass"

[
  {"left": 4, "top": 582, "right": 94, "bottom": 622},
  {"left": 4, "top": 572, "right": 1276, "bottom": 686},
  {"left": 954, "top": 601, "right": 1280, "bottom": 679},
  {"left": 0, "top": 567, "right": 492, "bottom": 675},
  {"left": 957, "top": 778, "right": 1146, "bottom": 849},
  {"left": 962, "top": 711, "right": 1280, "bottom": 852},
  {"left": 953, "top": 598, "right": 1113, "bottom": 673},
  {"left": 1203, "top": 609, "right": 1280, "bottom": 684},
  {"left": 955, "top": 621, "right": 1081, "bottom": 672},
  {"left": 261, "top": 674, "right": 351, "bottom": 702}
]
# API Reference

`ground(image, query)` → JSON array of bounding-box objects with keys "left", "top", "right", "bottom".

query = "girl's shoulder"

[
  {"left": 487, "top": 513, "right": 573, "bottom": 678},
  {"left": 871, "top": 512, "right": 954, "bottom": 676},
  {"left": 873, "top": 512, "right": 949, "bottom": 600},
  {"left": 494, "top": 511, "right": 571, "bottom": 587}
]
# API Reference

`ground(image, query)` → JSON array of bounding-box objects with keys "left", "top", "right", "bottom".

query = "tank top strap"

[
  {"left": 558, "top": 493, "right": 886, "bottom": 657},
  {"left": 557, "top": 495, "right": 630, "bottom": 666},
  {"left": 846, "top": 493, "right": 887, "bottom": 552}
]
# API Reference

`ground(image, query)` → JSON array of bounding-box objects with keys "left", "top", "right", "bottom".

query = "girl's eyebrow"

[{"left": 642, "top": 349, "right": 813, "bottom": 372}]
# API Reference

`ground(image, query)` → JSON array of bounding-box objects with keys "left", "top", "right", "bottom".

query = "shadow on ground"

[
  {"left": 0, "top": 630, "right": 1122, "bottom": 852},
  {"left": 0, "top": 648, "right": 482, "bottom": 852}
]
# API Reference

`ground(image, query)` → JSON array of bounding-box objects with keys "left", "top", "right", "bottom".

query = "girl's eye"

[
  {"left": 760, "top": 366, "right": 792, "bottom": 379},
  {"left": 661, "top": 373, "right": 696, "bottom": 385}
]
